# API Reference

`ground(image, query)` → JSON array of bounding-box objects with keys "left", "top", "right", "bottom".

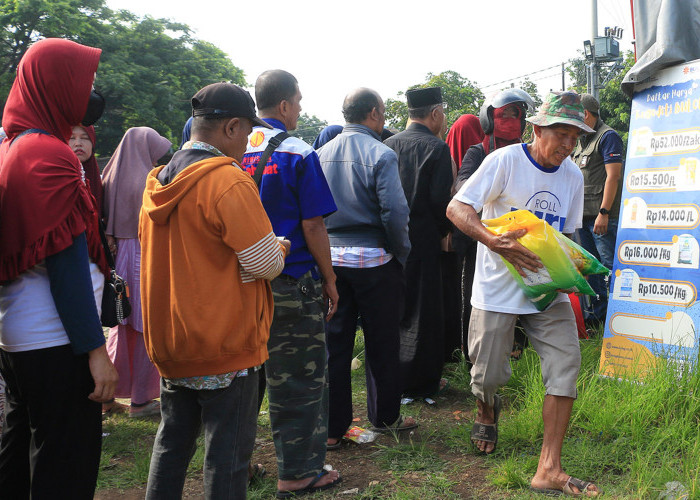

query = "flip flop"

[
  {"left": 275, "top": 469, "right": 342, "bottom": 498},
  {"left": 248, "top": 463, "right": 266, "bottom": 485},
  {"left": 563, "top": 477, "right": 600, "bottom": 497},
  {"left": 370, "top": 415, "right": 418, "bottom": 433},
  {"left": 529, "top": 486, "right": 563, "bottom": 497},
  {"left": 436, "top": 378, "right": 450, "bottom": 396},
  {"left": 529, "top": 477, "right": 600, "bottom": 497},
  {"left": 326, "top": 438, "right": 342, "bottom": 451},
  {"left": 470, "top": 394, "right": 502, "bottom": 454}
]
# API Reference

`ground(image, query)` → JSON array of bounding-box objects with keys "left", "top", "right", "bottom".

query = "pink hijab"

[{"left": 102, "top": 127, "right": 171, "bottom": 238}]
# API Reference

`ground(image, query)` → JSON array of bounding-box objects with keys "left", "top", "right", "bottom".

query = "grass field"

[{"left": 97, "top": 332, "right": 700, "bottom": 499}]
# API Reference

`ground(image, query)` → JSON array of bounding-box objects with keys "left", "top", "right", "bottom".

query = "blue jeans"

[
  {"left": 145, "top": 373, "right": 258, "bottom": 500},
  {"left": 576, "top": 217, "right": 618, "bottom": 323}
]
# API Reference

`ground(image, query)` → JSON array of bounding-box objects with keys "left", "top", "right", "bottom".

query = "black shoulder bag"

[
  {"left": 98, "top": 223, "right": 132, "bottom": 327},
  {"left": 252, "top": 132, "right": 289, "bottom": 188}
]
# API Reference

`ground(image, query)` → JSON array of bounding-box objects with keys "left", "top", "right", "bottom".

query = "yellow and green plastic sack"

[{"left": 482, "top": 210, "right": 609, "bottom": 311}]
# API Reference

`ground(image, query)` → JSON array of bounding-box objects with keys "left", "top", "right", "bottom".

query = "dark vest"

[{"left": 572, "top": 119, "right": 622, "bottom": 219}]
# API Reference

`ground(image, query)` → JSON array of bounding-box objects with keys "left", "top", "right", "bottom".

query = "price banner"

[{"left": 601, "top": 59, "right": 700, "bottom": 379}]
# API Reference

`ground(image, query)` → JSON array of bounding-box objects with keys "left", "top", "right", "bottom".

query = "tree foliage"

[
  {"left": 566, "top": 50, "right": 636, "bottom": 148},
  {"left": 384, "top": 71, "right": 484, "bottom": 131},
  {"left": 0, "top": 0, "right": 245, "bottom": 155},
  {"left": 291, "top": 113, "right": 328, "bottom": 146}
]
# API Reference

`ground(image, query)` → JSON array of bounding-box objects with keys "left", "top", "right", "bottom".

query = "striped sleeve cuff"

[{"left": 237, "top": 232, "right": 285, "bottom": 282}]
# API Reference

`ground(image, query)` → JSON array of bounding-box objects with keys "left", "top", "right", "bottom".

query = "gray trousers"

[
  {"left": 145, "top": 373, "right": 258, "bottom": 500},
  {"left": 468, "top": 301, "right": 581, "bottom": 407}
]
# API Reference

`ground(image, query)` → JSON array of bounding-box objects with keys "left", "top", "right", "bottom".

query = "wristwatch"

[{"left": 599, "top": 208, "right": 610, "bottom": 216}]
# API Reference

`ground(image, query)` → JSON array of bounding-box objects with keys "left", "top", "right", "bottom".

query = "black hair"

[
  {"left": 342, "top": 88, "right": 380, "bottom": 124},
  {"left": 255, "top": 70, "right": 299, "bottom": 111}
]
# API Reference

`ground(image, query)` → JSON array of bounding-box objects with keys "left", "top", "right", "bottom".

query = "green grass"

[
  {"left": 451, "top": 336, "right": 700, "bottom": 498},
  {"left": 97, "top": 329, "right": 700, "bottom": 499}
]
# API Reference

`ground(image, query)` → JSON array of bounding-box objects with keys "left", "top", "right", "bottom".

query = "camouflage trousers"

[{"left": 267, "top": 272, "right": 329, "bottom": 480}]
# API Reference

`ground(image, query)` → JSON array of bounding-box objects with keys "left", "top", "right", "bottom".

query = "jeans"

[
  {"left": 576, "top": 217, "right": 618, "bottom": 324},
  {"left": 145, "top": 372, "right": 258, "bottom": 500}
]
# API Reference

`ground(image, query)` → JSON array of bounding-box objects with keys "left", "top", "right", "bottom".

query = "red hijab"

[
  {"left": 0, "top": 38, "right": 109, "bottom": 281},
  {"left": 445, "top": 114, "right": 485, "bottom": 167},
  {"left": 76, "top": 125, "right": 104, "bottom": 220}
]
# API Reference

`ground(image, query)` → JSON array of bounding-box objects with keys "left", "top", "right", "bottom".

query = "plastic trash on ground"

[{"left": 343, "top": 426, "right": 379, "bottom": 444}]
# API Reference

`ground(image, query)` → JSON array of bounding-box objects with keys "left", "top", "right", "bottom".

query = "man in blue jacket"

[{"left": 318, "top": 88, "right": 417, "bottom": 448}]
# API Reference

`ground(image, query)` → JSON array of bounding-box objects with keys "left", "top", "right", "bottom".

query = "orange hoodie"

[{"left": 139, "top": 155, "right": 286, "bottom": 378}]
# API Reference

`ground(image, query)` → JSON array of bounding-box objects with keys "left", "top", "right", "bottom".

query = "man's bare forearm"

[{"left": 446, "top": 199, "right": 496, "bottom": 247}]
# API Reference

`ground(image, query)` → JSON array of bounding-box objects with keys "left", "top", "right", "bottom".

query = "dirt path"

[{"left": 96, "top": 379, "right": 499, "bottom": 499}]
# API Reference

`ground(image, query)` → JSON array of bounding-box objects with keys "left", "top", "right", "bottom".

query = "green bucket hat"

[{"left": 526, "top": 91, "right": 594, "bottom": 133}]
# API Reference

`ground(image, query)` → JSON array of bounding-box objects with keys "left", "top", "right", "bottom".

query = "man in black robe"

[{"left": 384, "top": 87, "right": 454, "bottom": 399}]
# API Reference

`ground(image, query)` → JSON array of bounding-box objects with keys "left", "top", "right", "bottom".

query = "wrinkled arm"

[{"left": 446, "top": 199, "right": 541, "bottom": 277}]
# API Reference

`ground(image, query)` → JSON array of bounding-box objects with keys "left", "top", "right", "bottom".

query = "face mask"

[
  {"left": 81, "top": 89, "right": 105, "bottom": 127},
  {"left": 493, "top": 105, "right": 523, "bottom": 141}
]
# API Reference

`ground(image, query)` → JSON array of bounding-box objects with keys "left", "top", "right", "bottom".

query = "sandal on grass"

[
  {"left": 370, "top": 415, "right": 418, "bottom": 433},
  {"left": 470, "top": 393, "right": 502, "bottom": 454},
  {"left": 563, "top": 477, "right": 600, "bottom": 497},
  {"left": 529, "top": 476, "right": 600, "bottom": 497},
  {"left": 275, "top": 469, "right": 342, "bottom": 498},
  {"left": 436, "top": 378, "right": 450, "bottom": 396},
  {"left": 248, "top": 463, "right": 266, "bottom": 485}
]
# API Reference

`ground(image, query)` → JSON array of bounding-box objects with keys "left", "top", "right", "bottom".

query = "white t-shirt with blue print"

[{"left": 454, "top": 143, "right": 584, "bottom": 314}]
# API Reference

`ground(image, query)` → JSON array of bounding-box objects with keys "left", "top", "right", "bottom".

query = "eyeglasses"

[{"left": 432, "top": 103, "right": 448, "bottom": 112}]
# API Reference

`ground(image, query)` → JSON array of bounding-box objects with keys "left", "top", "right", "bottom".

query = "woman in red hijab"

[
  {"left": 445, "top": 114, "right": 485, "bottom": 168},
  {"left": 0, "top": 38, "right": 118, "bottom": 498},
  {"left": 70, "top": 125, "right": 104, "bottom": 220}
]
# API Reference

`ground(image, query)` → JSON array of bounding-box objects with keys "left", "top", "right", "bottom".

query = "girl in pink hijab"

[{"left": 101, "top": 127, "right": 171, "bottom": 417}]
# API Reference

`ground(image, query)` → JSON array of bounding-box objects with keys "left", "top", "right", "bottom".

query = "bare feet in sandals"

[
  {"left": 277, "top": 468, "right": 341, "bottom": 495},
  {"left": 472, "top": 397, "right": 500, "bottom": 454},
  {"left": 530, "top": 472, "right": 600, "bottom": 497}
]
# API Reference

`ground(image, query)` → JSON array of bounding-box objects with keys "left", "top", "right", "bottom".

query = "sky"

[{"left": 106, "top": 0, "right": 635, "bottom": 125}]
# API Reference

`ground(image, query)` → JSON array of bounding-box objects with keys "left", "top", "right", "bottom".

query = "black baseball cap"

[{"left": 192, "top": 82, "right": 272, "bottom": 129}]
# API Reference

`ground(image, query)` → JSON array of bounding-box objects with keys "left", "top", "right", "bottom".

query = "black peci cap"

[
  {"left": 192, "top": 82, "right": 272, "bottom": 129},
  {"left": 406, "top": 87, "right": 443, "bottom": 109}
]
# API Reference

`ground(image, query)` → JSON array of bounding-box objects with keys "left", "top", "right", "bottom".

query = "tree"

[
  {"left": 291, "top": 113, "right": 328, "bottom": 145},
  {"left": 384, "top": 71, "right": 484, "bottom": 131},
  {"left": 566, "top": 50, "right": 635, "bottom": 149},
  {"left": 0, "top": 0, "right": 246, "bottom": 154}
]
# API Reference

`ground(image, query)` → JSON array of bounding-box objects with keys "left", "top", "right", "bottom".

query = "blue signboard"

[{"left": 601, "top": 59, "right": 700, "bottom": 377}]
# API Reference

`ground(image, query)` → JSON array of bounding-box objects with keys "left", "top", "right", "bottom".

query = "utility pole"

[{"left": 588, "top": 0, "right": 599, "bottom": 99}]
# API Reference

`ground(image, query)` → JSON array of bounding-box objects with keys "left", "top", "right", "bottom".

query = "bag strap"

[
  {"left": 9, "top": 128, "right": 51, "bottom": 148},
  {"left": 253, "top": 132, "right": 290, "bottom": 189},
  {"left": 98, "top": 220, "right": 116, "bottom": 270}
]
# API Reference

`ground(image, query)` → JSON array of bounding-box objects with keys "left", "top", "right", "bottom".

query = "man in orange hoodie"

[{"left": 139, "top": 83, "right": 289, "bottom": 499}]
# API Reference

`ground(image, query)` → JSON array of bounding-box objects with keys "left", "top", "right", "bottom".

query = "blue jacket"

[{"left": 317, "top": 124, "right": 411, "bottom": 267}]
